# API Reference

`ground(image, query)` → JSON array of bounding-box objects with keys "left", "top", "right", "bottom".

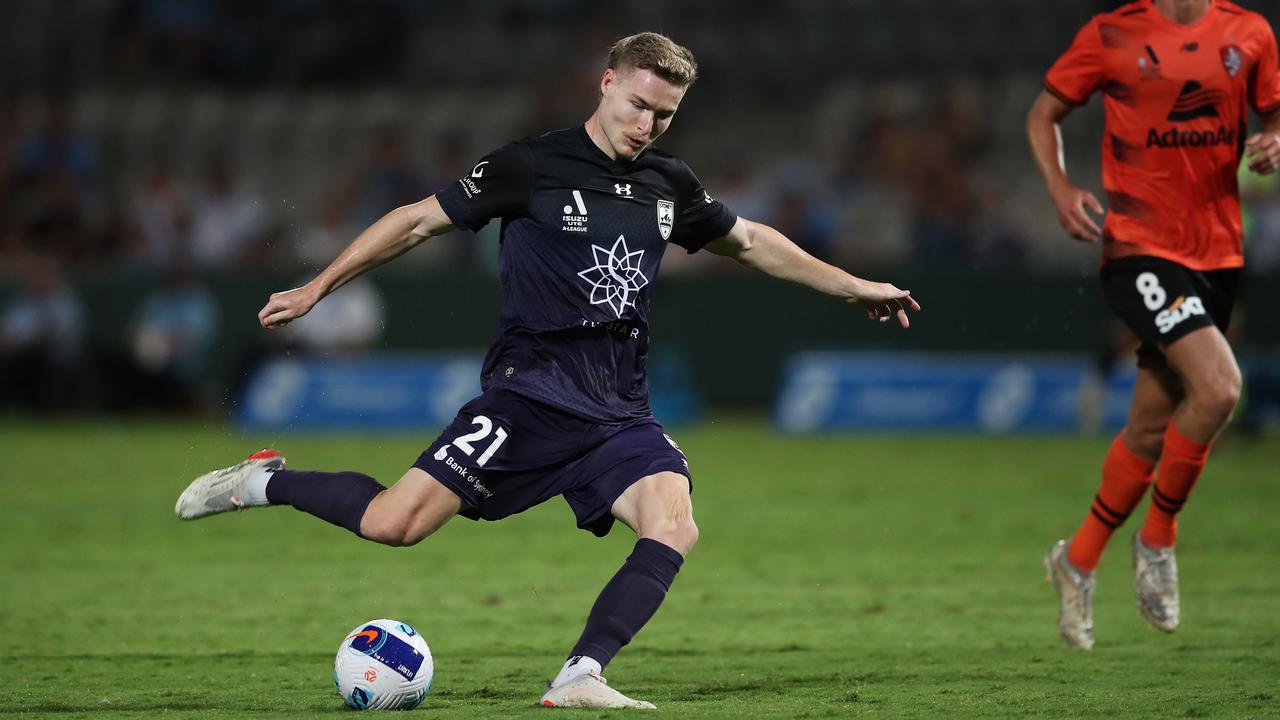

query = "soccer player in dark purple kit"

[{"left": 176, "top": 33, "right": 920, "bottom": 709}]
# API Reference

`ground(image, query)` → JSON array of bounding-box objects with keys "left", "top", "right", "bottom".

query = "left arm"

[
  {"left": 703, "top": 217, "right": 921, "bottom": 328},
  {"left": 1245, "top": 109, "right": 1280, "bottom": 175}
]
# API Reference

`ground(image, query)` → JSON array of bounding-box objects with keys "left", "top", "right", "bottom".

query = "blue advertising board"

[
  {"left": 236, "top": 351, "right": 702, "bottom": 431},
  {"left": 774, "top": 352, "right": 1137, "bottom": 433},
  {"left": 237, "top": 353, "right": 484, "bottom": 431}
]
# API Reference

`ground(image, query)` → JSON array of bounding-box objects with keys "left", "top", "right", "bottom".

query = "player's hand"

[
  {"left": 1049, "top": 184, "right": 1104, "bottom": 243},
  {"left": 847, "top": 281, "right": 921, "bottom": 329},
  {"left": 1245, "top": 131, "right": 1280, "bottom": 175},
  {"left": 258, "top": 285, "right": 321, "bottom": 329}
]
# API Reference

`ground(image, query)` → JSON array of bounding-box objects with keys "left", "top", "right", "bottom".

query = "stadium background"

[
  {"left": 4, "top": 0, "right": 1280, "bottom": 426},
  {"left": 2, "top": 2, "right": 1279, "bottom": 718}
]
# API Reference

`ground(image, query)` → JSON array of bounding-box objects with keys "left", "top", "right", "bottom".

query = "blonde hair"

[{"left": 607, "top": 32, "right": 698, "bottom": 88}]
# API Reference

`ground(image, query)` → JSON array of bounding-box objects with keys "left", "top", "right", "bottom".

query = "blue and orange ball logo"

[{"left": 348, "top": 626, "right": 386, "bottom": 655}]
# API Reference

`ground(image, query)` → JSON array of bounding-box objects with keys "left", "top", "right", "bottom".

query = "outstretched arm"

[
  {"left": 1026, "top": 90, "right": 1105, "bottom": 244},
  {"left": 258, "top": 196, "right": 453, "bottom": 329},
  {"left": 703, "top": 218, "right": 920, "bottom": 328},
  {"left": 1245, "top": 109, "right": 1280, "bottom": 175}
]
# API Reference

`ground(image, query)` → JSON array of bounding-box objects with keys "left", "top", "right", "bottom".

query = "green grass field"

[{"left": 1, "top": 419, "right": 1277, "bottom": 719}]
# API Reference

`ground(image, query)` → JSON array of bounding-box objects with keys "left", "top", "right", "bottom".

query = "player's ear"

[{"left": 600, "top": 68, "right": 617, "bottom": 98}]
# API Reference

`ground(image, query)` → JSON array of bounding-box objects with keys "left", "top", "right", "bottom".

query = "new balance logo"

[{"left": 1166, "top": 81, "right": 1222, "bottom": 122}]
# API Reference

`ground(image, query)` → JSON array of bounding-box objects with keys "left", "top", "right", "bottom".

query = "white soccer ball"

[{"left": 334, "top": 619, "right": 434, "bottom": 710}]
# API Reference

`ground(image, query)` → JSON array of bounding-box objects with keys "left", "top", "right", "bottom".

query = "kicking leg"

[
  {"left": 541, "top": 471, "right": 695, "bottom": 710},
  {"left": 176, "top": 453, "right": 461, "bottom": 546},
  {"left": 357, "top": 468, "right": 461, "bottom": 546}
]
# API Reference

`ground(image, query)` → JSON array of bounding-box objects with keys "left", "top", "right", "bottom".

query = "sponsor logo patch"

[
  {"left": 577, "top": 235, "right": 649, "bottom": 318},
  {"left": 1156, "top": 295, "right": 1207, "bottom": 335},
  {"left": 562, "top": 190, "right": 589, "bottom": 233}
]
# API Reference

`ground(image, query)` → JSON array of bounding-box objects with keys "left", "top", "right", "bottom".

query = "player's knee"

[
  {"left": 1191, "top": 373, "right": 1241, "bottom": 426},
  {"left": 360, "top": 510, "right": 408, "bottom": 546},
  {"left": 1123, "top": 424, "right": 1165, "bottom": 460},
  {"left": 360, "top": 505, "right": 434, "bottom": 547},
  {"left": 647, "top": 515, "right": 699, "bottom": 556},
  {"left": 677, "top": 517, "right": 700, "bottom": 554}
]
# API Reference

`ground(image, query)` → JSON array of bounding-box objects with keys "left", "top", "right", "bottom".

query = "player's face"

[{"left": 598, "top": 67, "right": 686, "bottom": 160}]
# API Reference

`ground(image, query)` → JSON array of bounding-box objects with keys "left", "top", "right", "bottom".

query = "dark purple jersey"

[{"left": 435, "top": 126, "right": 737, "bottom": 422}]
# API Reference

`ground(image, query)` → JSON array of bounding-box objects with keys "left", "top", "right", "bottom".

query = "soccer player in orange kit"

[{"left": 1027, "top": 0, "right": 1280, "bottom": 650}]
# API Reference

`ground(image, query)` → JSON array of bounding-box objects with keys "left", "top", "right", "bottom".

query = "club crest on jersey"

[
  {"left": 657, "top": 200, "right": 674, "bottom": 240},
  {"left": 1220, "top": 45, "right": 1242, "bottom": 78}
]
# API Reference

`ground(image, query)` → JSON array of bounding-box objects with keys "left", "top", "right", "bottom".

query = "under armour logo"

[
  {"left": 615, "top": 184, "right": 632, "bottom": 197},
  {"left": 703, "top": 190, "right": 714, "bottom": 204}
]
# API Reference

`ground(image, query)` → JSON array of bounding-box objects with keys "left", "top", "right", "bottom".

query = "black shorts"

[
  {"left": 1100, "top": 256, "right": 1240, "bottom": 366},
  {"left": 412, "top": 388, "right": 690, "bottom": 537}
]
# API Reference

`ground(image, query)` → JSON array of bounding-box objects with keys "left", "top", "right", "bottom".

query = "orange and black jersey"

[{"left": 1046, "top": 0, "right": 1280, "bottom": 270}]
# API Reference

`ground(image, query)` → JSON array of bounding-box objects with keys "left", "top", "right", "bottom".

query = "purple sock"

[
  {"left": 265, "top": 469, "right": 385, "bottom": 537},
  {"left": 569, "top": 538, "right": 684, "bottom": 669}
]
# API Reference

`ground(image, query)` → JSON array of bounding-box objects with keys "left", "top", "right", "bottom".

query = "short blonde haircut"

[{"left": 607, "top": 32, "right": 698, "bottom": 88}]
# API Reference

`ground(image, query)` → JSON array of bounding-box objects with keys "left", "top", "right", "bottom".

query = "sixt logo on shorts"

[{"left": 1156, "top": 295, "right": 1206, "bottom": 334}]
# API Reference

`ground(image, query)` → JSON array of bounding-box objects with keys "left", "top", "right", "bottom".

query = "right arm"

[
  {"left": 1026, "top": 90, "right": 1104, "bottom": 244},
  {"left": 258, "top": 196, "right": 453, "bottom": 329}
]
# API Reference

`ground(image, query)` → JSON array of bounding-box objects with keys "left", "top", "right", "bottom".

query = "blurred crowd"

[
  {"left": 6, "top": 0, "right": 1280, "bottom": 276},
  {"left": 4, "top": 0, "right": 1280, "bottom": 419}
]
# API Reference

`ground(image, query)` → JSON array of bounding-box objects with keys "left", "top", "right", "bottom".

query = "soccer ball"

[{"left": 334, "top": 619, "right": 434, "bottom": 710}]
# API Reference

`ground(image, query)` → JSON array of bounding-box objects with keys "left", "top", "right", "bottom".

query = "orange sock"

[
  {"left": 1067, "top": 433, "right": 1155, "bottom": 573},
  {"left": 1140, "top": 423, "right": 1211, "bottom": 549}
]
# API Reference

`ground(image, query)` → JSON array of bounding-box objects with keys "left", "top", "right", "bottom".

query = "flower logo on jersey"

[
  {"left": 657, "top": 200, "right": 674, "bottom": 240},
  {"left": 1220, "top": 45, "right": 1242, "bottom": 78},
  {"left": 577, "top": 235, "right": 649, "bottom": 318}
]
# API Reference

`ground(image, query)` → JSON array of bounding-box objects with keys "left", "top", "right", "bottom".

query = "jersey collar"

[
  {"left": 576, "top": 124, "right": 648, "bottom": 168},
  {"left": 1148, "top": 0, "right": 1214, "bottom": 31}
]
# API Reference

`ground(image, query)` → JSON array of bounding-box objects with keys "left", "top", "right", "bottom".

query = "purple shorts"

[{"left": 412, "top": 388, "right": 690, "bottom": 536}]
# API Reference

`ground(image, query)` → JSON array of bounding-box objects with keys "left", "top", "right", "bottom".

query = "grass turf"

[{"left": 0, "top": 419, "right": 1277, "bottom": 718}]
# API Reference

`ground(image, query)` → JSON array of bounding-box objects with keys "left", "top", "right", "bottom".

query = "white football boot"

[
  {"left": 1132, "top": 535, "right": 1180, "bottom": 632},
  {"left": 174, "top": 449, "right": 285, "bottom": 520},
  {"left": 540, "top": 672, "right": 656, "bottom": 710},
  {"left": 1044, "top": 539, "right": 1095, "bottom": 650}
]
